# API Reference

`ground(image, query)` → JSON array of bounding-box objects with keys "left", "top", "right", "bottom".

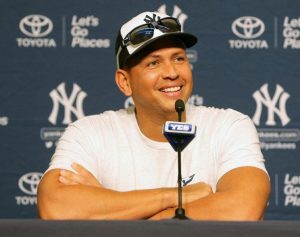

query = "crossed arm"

[
  {"left": 37, "top": 163, "right": 270, "bottom": 220},
  {"left": 150, "top": 166, "right": 270, "bottom": 220},
  {"left": 37, "top": 163, "right": 212, "bottom": 220}
]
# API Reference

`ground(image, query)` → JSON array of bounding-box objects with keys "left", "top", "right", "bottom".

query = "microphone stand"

[{"left": 173, "top": 103, "right": 189, "bottom": 220}]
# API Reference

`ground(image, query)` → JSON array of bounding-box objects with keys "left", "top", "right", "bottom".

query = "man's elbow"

[
  {"left": 37, "top": 188, "right": 63, "bottom": 220},
  {"left": 226, "top": 193, "right": 270, "bottom": 221},
  {"left": 235, "top": 179, "right": 271, "bottom": 221},
  {"left": 38, "top": 208, "right": 69, "bottom": 220},
  {"left": 37, "top": 176, "right": 71, "bottom": 219},
  {"left": 38, "top": 205, "right": 58, "bottom": 220},
  {"left": 232, "top": 198, "right": 269, "bottom": 221},
  {"left": 37, "top": 195, "right": 78, "bottom": 220},
  {"left": 236, "top": 208, "right": 265, "bottom": 221}
]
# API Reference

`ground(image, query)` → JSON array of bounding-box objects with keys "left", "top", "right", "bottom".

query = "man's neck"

[{"left": 135, "top": 109, "right": 186, "bottom": 142}]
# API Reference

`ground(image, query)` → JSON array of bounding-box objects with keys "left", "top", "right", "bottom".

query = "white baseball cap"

[{"left": 115, "top": 11, "right": 198, "bottom": 69}]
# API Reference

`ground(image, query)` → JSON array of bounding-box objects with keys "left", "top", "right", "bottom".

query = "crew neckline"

[{"left": 129, "top": 103, "right": 194, "bottom": 150}]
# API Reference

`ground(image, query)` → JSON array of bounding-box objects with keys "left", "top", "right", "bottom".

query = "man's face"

[{"left": 126, "top": 38, "right": 193, "bottom": 115}]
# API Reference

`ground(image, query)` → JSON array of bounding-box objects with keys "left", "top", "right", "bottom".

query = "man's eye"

[
  {"left": 147, "top": 60, "right": 159, "bottom": 67},
  {"left": 175, "top": 56, "right": 185, "bottom": 62}
]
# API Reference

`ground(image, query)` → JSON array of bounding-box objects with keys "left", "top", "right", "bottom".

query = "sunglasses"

[{"left": 122, "top": 17, "right": 182, "bottom": 47}]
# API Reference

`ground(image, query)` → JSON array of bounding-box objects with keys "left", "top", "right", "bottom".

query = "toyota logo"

[
  {"left": 232, "top": 16, "right": 265, "bottom": 39},
  {"left": 18, "top": 172, "right": 43, "bottom": 195},
  {"left": 19, "top": 15, "right": 53, "bottom": 37}
]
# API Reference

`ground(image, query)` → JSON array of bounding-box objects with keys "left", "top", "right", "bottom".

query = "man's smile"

[{"left": 159, "top": 86, "right": 183, "bottom": 93}]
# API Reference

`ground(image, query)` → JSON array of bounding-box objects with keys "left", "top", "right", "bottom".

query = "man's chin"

[{"left": 161, "top": 103, "right": 181, "bottom": 115}]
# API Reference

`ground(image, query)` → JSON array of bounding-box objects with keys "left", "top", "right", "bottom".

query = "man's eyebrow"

[
  {"left": 147, "top": 50, "right": 186, "bottom": 58},
  {"left": 147, "top": 54, "right": 160, "bottom": 58}
]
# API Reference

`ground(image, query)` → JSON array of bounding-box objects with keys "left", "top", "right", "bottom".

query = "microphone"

[
  {"left": 175, "top": 99, "right": 185, "bottom": 121},
  {"left": 163, "top": 99, "right": 197, "bottom": 220},
  {"left": 163, "top": 99, "right": 196, "bottom": 152}
]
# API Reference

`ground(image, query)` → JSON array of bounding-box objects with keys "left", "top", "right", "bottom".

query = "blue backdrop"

[{"left": 0, "top": 0, "right": 299, "bottom": 219}]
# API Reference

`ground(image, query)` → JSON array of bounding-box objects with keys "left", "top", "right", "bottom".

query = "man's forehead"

[
  {"left": 146, "top": 47, "right": 186, "bottom": 58},
  {"left": 142, "top": 37, "right": 186, "bottom": 54}
]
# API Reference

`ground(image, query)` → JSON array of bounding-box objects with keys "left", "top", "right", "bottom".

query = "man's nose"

[{"left": 162, "top": 62, "right": 179, "bottom": 80}]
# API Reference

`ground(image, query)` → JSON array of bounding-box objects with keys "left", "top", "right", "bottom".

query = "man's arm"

[
  {"left": 37, "top": 164, "right": 212, "bottom": 220},
  {"left": 149, "top": 166, "right": 270, "bottom": 221}
]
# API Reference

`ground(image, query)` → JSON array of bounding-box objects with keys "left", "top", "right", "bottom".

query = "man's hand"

[
  {"left": 59, "top": 163, "right": 102, "bottom": 188},
  {"left": 149, "top": 182, "right": 213, "bottom": 220},
  {"left": 183, "top": 182, "right": 213, "bottom": 205}
]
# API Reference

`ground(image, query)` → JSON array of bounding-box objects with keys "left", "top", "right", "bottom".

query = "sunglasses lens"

[
  {"left": 130, "top": 27, "right": 154, "bottom": 45},
  {"left": 124, "top": 18, "right": 181, "bottom": 46},
  {"left": 159, "top": 18, "right": 181, "bottom": 32}
]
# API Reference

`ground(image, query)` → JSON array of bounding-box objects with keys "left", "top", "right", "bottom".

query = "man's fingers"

[
  {"left": 182, "top": 182, "right": 213, "bottom": 204},
  {"left": 59, "top": 175, "right": 77, "bottom": 185},
  {"left": 71, "top": 163, "right": 90, "bottom": 176},
  {"left": 71, "top": 163, "right": 103, "bottom": 188},
  {"left": 59, "top": 171, "right": 78, "bottom": 185},
  {"left": 59, "top": 169, "right": 86, "bottom": 185},
  {"left": 59, "top": 165, "right": 102, "bottom": 188}
]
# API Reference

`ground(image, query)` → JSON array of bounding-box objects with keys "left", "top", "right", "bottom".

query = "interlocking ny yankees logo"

[
  {"left": 144, "top": 14, "right": 161, "bottom": 25},
  {"left": 252, "top": 83, "right": 290, "bottom": 126},
  {"left": 48, "top": 82, "right": 87, "bottom": 125}
]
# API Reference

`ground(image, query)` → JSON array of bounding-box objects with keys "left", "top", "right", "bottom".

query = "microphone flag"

[{"left": 163, "top": 121, "right": 196, "bottom": 151}]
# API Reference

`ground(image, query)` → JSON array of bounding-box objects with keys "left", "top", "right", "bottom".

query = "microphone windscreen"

[{"left": 175, "top": 99, "right": 185, "bottom": 113}]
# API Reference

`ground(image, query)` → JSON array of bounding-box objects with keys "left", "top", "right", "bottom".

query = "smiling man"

[{"left": 37, "top": 11, "right": 270, "bottom": 220}]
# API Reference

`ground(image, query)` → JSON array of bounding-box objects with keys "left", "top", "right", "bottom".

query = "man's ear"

[{"left": 115, "top": 69, "right": 132, "bottom": 96}]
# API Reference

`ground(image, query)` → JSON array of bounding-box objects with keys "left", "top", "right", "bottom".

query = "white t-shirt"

[{"left": 47, "top": 104, "right": 267, "bottom": 192}]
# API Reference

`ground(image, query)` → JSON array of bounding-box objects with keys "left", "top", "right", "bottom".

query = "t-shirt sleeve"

[
  {"left": 45, "top": 117, "right": 102, "bottom": 180},
  {"left": 216, "top": 111, "right": 268, "bottom": 182}
]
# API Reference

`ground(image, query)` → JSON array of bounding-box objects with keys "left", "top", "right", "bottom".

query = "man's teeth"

[{"left": 161, "top": 86, "right": 181, "bottom": 92}]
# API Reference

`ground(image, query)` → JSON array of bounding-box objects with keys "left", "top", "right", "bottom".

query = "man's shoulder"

[
  {"left": 72, "top": 107, "right": 135, "bottom": 127},
  {"left": 60, "top": 107, "right": 136, "bottom": 142},
  {"left": 188, "top": 104, "right": 248, "bottom": 121}
]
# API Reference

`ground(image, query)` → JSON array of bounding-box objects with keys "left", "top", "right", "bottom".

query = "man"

[{"left": 37, "top": 11, "right": 270, "bottom": 220}]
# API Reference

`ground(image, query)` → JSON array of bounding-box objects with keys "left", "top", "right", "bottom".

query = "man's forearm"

[
  {"left": 59, "top": 186, "right": 175, "bottom": 220},
  {"left": 149, "top": 167, "right": 271, "bottom": 221},
  {"left": 37, "top": 170, "right": 176, "bottom": 220},
  {"left": 150, "top": 191, "right": 264, "bottom": 220}
]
